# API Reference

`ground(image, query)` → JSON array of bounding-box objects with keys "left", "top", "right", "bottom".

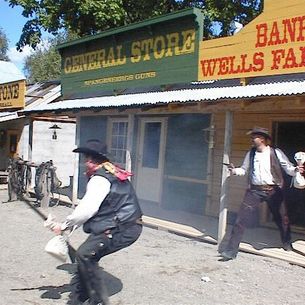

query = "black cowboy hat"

[
  {"left": 246, "top": 126, "right": 271, "bottom": 140},
  {"left": 73, "top": 139, "right": 112, "bottom": 160}
]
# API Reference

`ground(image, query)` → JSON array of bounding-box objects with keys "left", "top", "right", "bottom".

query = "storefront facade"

[
  {"left": 22, "top": 0, "right": 305, "bottom": 239},
  {"left": 55, "top": 8, "right": 213, "bottom": 215},
  {"left": 0, "top": 62, "right": 26, "bottom": 170}
]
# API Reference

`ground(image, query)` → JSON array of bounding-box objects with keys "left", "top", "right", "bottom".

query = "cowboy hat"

[
  {"left": 73, "top": 139, "right": 111, "bottom": 160},
  {"left": 246, "top": 126, "right": 271, "bottom": 140}
]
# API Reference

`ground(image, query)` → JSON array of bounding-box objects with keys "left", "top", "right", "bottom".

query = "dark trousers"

[
  {"left": 69, "top": 223, "right": 142, "bottom": 305},
  {"left": 225, "top": 186, "right": 291, "bottom": 256}
]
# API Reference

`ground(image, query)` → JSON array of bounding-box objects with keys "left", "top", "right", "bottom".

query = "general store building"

[{"left": 21, "top": 0, "right": 305, "bottom": 246}]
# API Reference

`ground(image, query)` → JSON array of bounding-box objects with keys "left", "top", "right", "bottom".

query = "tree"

[
  {"left": 23, "top": 39, "right": 60, "bottom": 83},
  {"left": 23, "top": 35, "right": 59, "bottom": 83},
  {"left": 0, "top": 27, "right": 10, "bottom": 61},
  {"left": 23, "top": 31, "right": 79, "bottom": 83},
  {"left": 6, "top": 0, "right": 262, "bottom": 50},
  {"left": 204, "top": 0, "right": 263, "bottom": 37}
]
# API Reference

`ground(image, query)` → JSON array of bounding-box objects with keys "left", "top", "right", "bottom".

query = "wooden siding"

[{"left": 207, "top": 95, "right": 305, "bottom": 222}]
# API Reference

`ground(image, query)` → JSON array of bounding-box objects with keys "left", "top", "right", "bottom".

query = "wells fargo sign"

[
  {"left": 0, "top": 80, "right": 25, "bottom": 110},
  {"left": 198, "top": 0, "right": 305, "bottom": 81},
  {"left": 58, "top": 8, "right": 204, "bottom": 98}
]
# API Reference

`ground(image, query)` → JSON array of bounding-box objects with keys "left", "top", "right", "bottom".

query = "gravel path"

[{"left": 1, "top": 189, "right": 305, "bottom": 305}]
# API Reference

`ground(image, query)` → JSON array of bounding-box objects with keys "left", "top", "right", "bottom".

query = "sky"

[{"left": 0, "top": 0, "right": 48, "bottom": 71}]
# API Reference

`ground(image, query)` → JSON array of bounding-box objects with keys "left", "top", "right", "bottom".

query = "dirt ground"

[{"left": 1, "top": 188, "right": 305, "bottom": 305}]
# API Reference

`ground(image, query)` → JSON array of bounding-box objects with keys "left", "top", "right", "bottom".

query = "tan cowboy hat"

[{"left": 246, "top": 126, "right": 271, "bottom": 140}]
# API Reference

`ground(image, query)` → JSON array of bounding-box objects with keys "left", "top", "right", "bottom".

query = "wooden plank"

[
  {"left": 0, "top": 171, "right": 8, "bottom": 184},
  {"left": 143, "top": 215, "right": 305, "bottom": 267},
  {"left": 141, "top": 215, "right": 216, "bottom": 244},
  {"left": 240, "top": 241, "right": 305, "bottom": 267}
]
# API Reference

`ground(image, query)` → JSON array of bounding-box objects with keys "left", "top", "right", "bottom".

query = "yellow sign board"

[
  {"left": 0, "top": 80, "right": 25, "bottom": 110},
  {"left": 198, "top": 0, "right": 305, "bottom": 81}
]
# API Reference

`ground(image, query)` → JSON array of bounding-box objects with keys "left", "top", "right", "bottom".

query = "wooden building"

[
  {"left": 0, "top": 74, "right": 76, "bottom": 187},
  {"left": 0, "top": 61, "right": 26, "bottom": 170},
  {"left": 21, "top": 0, "right": 305, "bottom": 243}
]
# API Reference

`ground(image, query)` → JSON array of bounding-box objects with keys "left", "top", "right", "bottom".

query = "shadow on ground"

[{"left": 11, "top": 263, "right": 123, "bottom": 301}]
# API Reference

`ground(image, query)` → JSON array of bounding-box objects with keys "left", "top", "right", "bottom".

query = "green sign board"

[{"left": 58, "top": 8, "right": 204, "bottom": 98}]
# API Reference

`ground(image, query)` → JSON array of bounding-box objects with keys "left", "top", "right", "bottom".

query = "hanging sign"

[
  {"left": 198, "top": 0, "right": 305, "bottom": 81},
  {"left": 58, "top": 8, "right": 204, "bottom": 98},
  {"left": 0, "top": 80, "right": 25, "bottom": 110}
]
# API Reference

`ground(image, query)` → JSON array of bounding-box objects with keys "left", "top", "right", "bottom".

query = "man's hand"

[
  {"left": 223, "top": 162, "right": 235, "bottom": 173},
  {"left": 296, "top": 165, "right": 305, "bottom": 174},
  {"left": 52, "top": 223, "right": 63, "bottom": 235}
]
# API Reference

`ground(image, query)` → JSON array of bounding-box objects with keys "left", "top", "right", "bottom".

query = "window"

[
  {"left": 108, "top": 119, "right": 128, "bottom": 167},
  {"left": 142, "top": 122, "right": 161, "bottom": 168}
]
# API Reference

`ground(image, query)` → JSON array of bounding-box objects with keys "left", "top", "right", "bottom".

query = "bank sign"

[
  {"left": 198, "top": 0, "right": 305, "bottom": 80},
  {"left": 0, "top": 80, "right": 25, "bottom": 110},
  {"left": 58, "top": 8, "right": 204, "bottom": 98}
]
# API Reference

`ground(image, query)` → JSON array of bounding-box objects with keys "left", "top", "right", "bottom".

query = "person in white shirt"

[
  {"left": 220, "top": 127, "right": 304, "bottom": 260},
  {"left": 52, "top": 139, "right": 143, "bottom": 305}
]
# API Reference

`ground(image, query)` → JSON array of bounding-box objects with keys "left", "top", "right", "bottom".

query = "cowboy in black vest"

[
  {"left": 52, "top": 139, "right": 143, "bottom": 305},
  {"left": 220, "top": 127, "right": 303, "bottom": 261}
]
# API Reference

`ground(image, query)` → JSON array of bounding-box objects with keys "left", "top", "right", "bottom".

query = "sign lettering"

[
  {"left": 0, "top": 81, "right": 25, "bottom": 110},
  {"left": 63, "top": 30, "right": 195, "bottom": 74},
  {"left": 0, "top": 83, "right": 19, "bottom": 101},
  {"left": 198, "top": 1, "right": 305, "bottom": 81},
  {"left": 59, "top": 8, "right": 204, "bottom": 98}
]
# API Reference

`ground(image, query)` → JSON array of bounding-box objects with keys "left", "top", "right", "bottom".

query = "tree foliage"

[
  {"left": 23, "top": 31, "right": 79, "bottom": 83},
  {"left": 6, "top": 0, "right": 262, "bottom": 50},
  {"left": 9, "top": 0, "right": 262, "bottom": 82},
  {"left": 23, "top": 35, "right": 60, "bottom": 83},
  {"left": 0, "top": 27, "right": 10, "bottom": 61},
  {"left": 204, "top": 0, "right": 263, "bottom": 36}
]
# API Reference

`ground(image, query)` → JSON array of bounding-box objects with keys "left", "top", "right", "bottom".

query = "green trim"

[{"left": 57, "top": 7, "right": 204, "bottom": 50}]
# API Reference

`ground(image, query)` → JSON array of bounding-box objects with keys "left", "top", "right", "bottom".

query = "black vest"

[
  {"left": 83, "top": 168, "right": 143, "bottom": 234},
  {"left": 249, "top": 146, "right": 284, "bottom": 187}
]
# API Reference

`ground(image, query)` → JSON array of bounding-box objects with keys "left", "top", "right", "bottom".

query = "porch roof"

[
  {"left": 0, "top": 61, "right": 25, "bottom": 84},
  {"left": 0, "top": 81, "right": 61, "bottom": 122},
  {"left": 0, "top": 112, "right": 19, "bottom": 122},
  {"left": 19, "top": 73, "right": 305, "bottom": 115}
]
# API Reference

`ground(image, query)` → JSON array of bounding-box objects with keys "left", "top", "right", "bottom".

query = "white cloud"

[
  {"left": 8, "top": 45, "right": 33, "bottom": 70},
  {"left": 7, "top": 38, "right": 52, "bottom": 71}
]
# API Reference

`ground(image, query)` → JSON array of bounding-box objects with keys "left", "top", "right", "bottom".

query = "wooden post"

[
  {"left": 126, "top": 114, "right": 135, "bottom": 176},
  {"left": 218, "top": 111, "right": 233, "bottom": 248},
  {"left": 72, "top": 116, "right": 80, "bottom": 207}
]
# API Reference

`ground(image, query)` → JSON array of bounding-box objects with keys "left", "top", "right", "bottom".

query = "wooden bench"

[{"left": 0, "top": 171, "right": 8, "bottom": 184}]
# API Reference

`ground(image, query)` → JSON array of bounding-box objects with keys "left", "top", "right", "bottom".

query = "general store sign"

[
  {"left": 198, "top": 0, "right": 305, "bottom": 81},
  {"left": 58, "top": 8, "right": 204, "bottom": 98},
  {"left": 0, "top": 80, "right": 25, "bottom": 110}
]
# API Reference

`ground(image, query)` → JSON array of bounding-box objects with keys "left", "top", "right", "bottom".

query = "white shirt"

[
  {"left": 232, "top": 146, "right": 296, "bottom": 185},
  {"left": 61, "top": 175, "right": 111, "bottom": 230}
]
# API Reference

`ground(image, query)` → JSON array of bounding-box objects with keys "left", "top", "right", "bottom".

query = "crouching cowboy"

[{"left": 52, "top": 139, "right": 143, "bottom": 305}]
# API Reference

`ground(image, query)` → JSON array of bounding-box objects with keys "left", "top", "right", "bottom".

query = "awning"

[{"left": 19, "top": 75, "right": 305, "bottom": 115}]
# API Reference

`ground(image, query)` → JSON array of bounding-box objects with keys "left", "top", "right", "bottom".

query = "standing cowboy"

[
  {"left": 52, "top": 139, "right": 143, "bottom": 305},
  {"left": 220, "top": 127, "right": 304, "bottom": 260}
]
